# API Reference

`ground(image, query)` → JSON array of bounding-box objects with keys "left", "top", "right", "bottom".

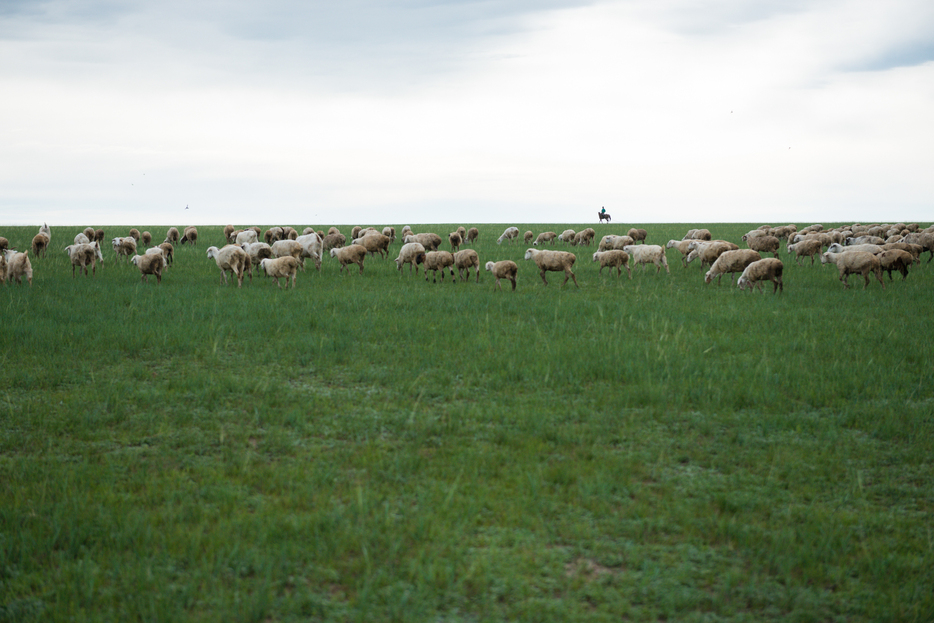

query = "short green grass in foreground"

[{"left": 1, "top": 222, "right": 932, "bottom": 622}]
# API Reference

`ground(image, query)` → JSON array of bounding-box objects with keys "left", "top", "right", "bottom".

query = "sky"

[{"left": 2, "top": 0, "right": 933, "bottom": 226}]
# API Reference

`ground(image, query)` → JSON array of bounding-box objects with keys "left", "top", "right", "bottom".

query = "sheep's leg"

[
  {"left": 874, "top": 269, "right": 885, "bottom": 289},
  {"left": 539, "top": 269, "right": 548, "bottom": 285},
  {"left": 567, "top": 269, "right": 579, "bottom": 287}
]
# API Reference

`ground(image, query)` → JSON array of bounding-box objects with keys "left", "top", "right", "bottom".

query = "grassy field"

[{"left": 1, "top": 222, "right": 932, "bottom": 622}]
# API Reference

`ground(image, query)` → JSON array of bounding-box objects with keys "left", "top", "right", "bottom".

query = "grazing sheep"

[
  {"left": 592, "top": 250, "right": 632, "bottom": 278},
  {"left": 465, "top": 227, "right": 479, "bottom": 243},
  {"left": 326, "top": 227, "right": 341, "bottom": 236},
  {"left": 848, "top": 235, "right": 885, "bottom": 246},
  {"left": 206, "top": 245, "right": 249, "bottom": 287},
  {"left": 223, "top": 225, "right": 235, "bottom": 241},
  {"left": 128, "top": 228, "right": 141, "bottom": 242},
  {"left": 283, "top": 226, "right": 298, "bottom": 240},
  {"left": 353, "top": 233, "right": 391, "bottom": 258},
  {"left": 627, "top": 228, "right": 647, "bottom": 243},
  {"left": 94, "top": 229, "right": 105, "bottom": 244},
  {"left": 158, "top": 242, "right": 175, "bottom": 266},
  {"left": 786, "top": 239, "right": 823, "bottom": 265},
  {"left": 395, "top": 242, "right": 427, "bottom": 275},
  {"left": 877, "top": 249, "right": 913, "bottom": 281},
  {"left": 826, "top": 243, "right": 883, "bottom": 255},
  {"left": 180, "top": 226, "right": 198, "bottom": 245},
  {"left": 558, "top": 229, "right": 576, "bottom": 243},
  {"left": 271, "top": 239, "right": 305, "bottom": 267},
  {"left": 685, "top": 241, "right": 732, "bottom": 269},
  {"left": 403, "top": 232, "right": 442, "bottom": 251},
  {"left": 64, "top": 242, "right": 103, "bottom": 277},
  {"left": 600, "top": 235, "right": 635, "bottom": 252},
  {"left": 350, "top": 226, "right": 364, "bottom": 240},
  {"left": 623, "top": 245, "right": 670, "bottom": 275},
  {"left": 820, "top": 251, "right": 884, "bottom": 290},
  {"left": 82, "top": 227, "right": 95, "bottom": 241},
  {"left": 881, "top": 242, "right": 922, "bottom": 262},
  {"left": 235, "top": 229, "right": 259, "bottom": 245},
  {"left": 31, "top": 233, "right": 50, "bottom": 258},
  {"left": 0, "top": 237, "right": 8, "bottom": 252},
  {"left": 746, "top": 234, "right": 781, "bottom": 258},
  {"left": 112, "top": 236, "right": 137, "bottom": 261},
  {"left": 737, "top": 258, "right": 784, "bottom": 293},
  {"left": 524, "top": 248, "right": 579, "bottom": 287},
  {"left": 424, "top": 250, "right": 456, "bottom": 283},
  {"left": 330, "top": 245, "right": 368, "bottom": 274},
  {"left": 74, "top": 232, "right": 90, "bottom": 245},
  {"left": 524, "top": 230, "right": 534, "bottom": 244},
  {"left": 5, "top": 251, "right": 32, "bottom": 285},
  {"left": 574, "top": 228, "right": 596, "bottom": 246},
  {"left": 141, "top": 231, "right": 152, "bottom": 246},
  {"left": 164, "top": 227, "right": 180, "bottom": 244},
  {"left": 259, "top": 256, "right": 300, "bottom": 288},
  {"left": 264, "top": 227, "right": 285, "bottom": 244},
  {"left": 666, "top": 239, "right": 694, "bottom": 267},
  {"left": 684, "top": 228, "right": 711, "bottom": 241},
  {"left": 485, "top": 260, "right": 518, "bottom": 291},
  {"left": 383, "top": 227, "right": 396, "bottom": 243},
  {"left": 240, "top": 241, "right": 273, "bottom": 265},
  {"left": 130, "top": 253, "right": 164, "bottom": 284},
  {"left": 453, "top": 249, "right": 480, "bottom": 283},
  {"left": 704, "top": 249, "right": 761, "bottom": 285},
  {"left": 497, "top": 227, "right": 520, "bottom": 244},
  {"left": 400, "top": 225, "right": 414, "bottom": 240},
  {"left": 534, "top": 232, "right": 557, "bottom": 246},
  {"left": 455, "top": 226, "right": 466, "bottom": 241},
  {"left": 322, "top": 233, "right": 346, "bottom": 252}
]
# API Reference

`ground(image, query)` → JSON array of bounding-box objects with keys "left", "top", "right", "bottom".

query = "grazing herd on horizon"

[{"left": 1, "top": 220, "right": 931, "bottom": 293}]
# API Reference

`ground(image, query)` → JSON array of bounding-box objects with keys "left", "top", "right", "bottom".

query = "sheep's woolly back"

[{"left": 737, "top": 258, "right": 783, "bottom": 293}]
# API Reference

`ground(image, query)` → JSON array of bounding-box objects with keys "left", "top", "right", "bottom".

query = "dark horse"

[{"left": 598, "top": 211, "right": 611, "bottom": 223}]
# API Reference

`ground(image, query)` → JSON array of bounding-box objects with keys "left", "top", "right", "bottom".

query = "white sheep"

[
  {"left": 524, "top": 248, "right": 579, "bottom": 287},
  {"left": 534, "top": 232, "right": 557, "bottom": 246},
  {"left": 112, "top": 236, "right": 137, "bottom": 261},
  {"left": 74, "top": 232, "right": 91, "bottom": 245},
  {"left": 592, "top": 250, "right": 632, "bottom": 278},
  {"left": 395, "top": 242, "right": 427, "bottom": 275},
  {"left": 665, "top": 239, "right": 693, "bottom": 267},
  {"left": 737, "top": 258, "right": 784, "bottom": 293},
  {"left": 685, "top": 241, "right": 733, "bottom": 268},
  {"left": 240, "top": 242, "right": 273, "bottom": 265},
  {"left": 453, "top": 249, "right": 480, "bottom": 283},
  {"left": 600, "top": 235, "right": 634, "bottom": 251},
  {"left": 235, "top": 229, "right": 259, "bottom": 245},
  {"left": 497, "top": 227, "right": 520, "bottom": 245},
  {"left": 164, "top": 227, "right": 180, "bottom": 245},
  {"left": 623, "top": 245, "right": 669, "bottom": 275},
  {"left": 206, "top": 245, "right": 249, "bottom": 288},
  {"left": 820, "top": 251, "right": 885, "bottom": 290},
  {"left": 130, "top": 253, "right": 164, "bottom": 284},
  {"left": 485, "top": 260, "right": 517, "bottom": 291},
  {"left": 330, "top": 245, "right": 367, "bottom": 274},
  {"left": 5, "top": 250, "right": 33, "bottom": 285},
  {"left": 558, "top": 229, "right": 576, "bottom": 243},
  {"left": 352, "top": 232, "right": 391, "bottom": 258},
  {"left": 423, "top": 250, "right": 456, "bottom": 283},
  {"left": 296, "top": 232, "right": 324, "bottom": 270},
  {"left": 704, "top": 249, "right": 761, "bottom": 285},
  {"left": 826, "top": 243, "right": 883, "bottom": 255},
  {"left": 259, "top": 256, "right": 300, "bottom": 288},
  {"left": 271, "top": 239, "right": 305, "bottom": 268}
]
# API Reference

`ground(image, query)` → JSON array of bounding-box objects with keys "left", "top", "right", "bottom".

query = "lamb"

[
  {"left": 745, "top": 234, "right": 781, "bottom": 258},
  {"left": 786, "top": 239, "right": 824, "bottom": 265},
  {"left": 465, "top": 227, "right": 479, "bottom": 243},
  {"left": 820, "top": 251, "right": 884, "bottom": 290},
  {"left": 453, "top": 249, "right": 480, "bottom": 283},
  {"left": 31, "top": 233, "right": 50, "bottom": 258},
  {"left": 235, "top": 229, "right": 259, "bottom": 245},
  {"left": 704, "top": 249, "right": 761, "bottom": 285},
  {"left": 259, "top": 256, "right": 300, "bottom": 289},
  {"left": 5, "top": 251, "right": 32, "bottom": 285},
  {"left": 524, "top": 248, "right": 579, "bottom": 286},
  {"left": 130, "top": 253, "right": 164, "bottom": 284},
  {"left": 592, "top": 250, "right": 632, "bottom": 278},
  {"left": 877, "top": 249, "right": 913, "bottom": 281},
  {"left": 240, "top": 242, "right": 273, "bottom": 265},
  {"left": 623, "top": 245, "right": 670, "bottom": 275},
  {"left": 497, "top": 227, "right": 520, "bottom": 244},
  {"left": 395, "top": 242, "right": 427, "bottom": 275},
  {"left": 64, "top": 242, "right": 103, "bottom": 277},
  {"left": 534, "top": 232, "right": 557, "bottom": 246},
  {"left": 485, "top": 260, "right": 518, "bottom": 291},
  {"left": 737, "top": 258, "right": 784, "bottom": 293},
  {"left": 330, "top": 245, "right": 368, "bottom": 274},
  {"left": 352, "top": 233, "right": 391, "bottom": 258},
  {"left": 524, "top": 230, "right": 533, "bottom": 244},
  {"left": 665, "top": 239, "right": 693, "bottom": 267},
  {"left": 180, "top": 226, "right": 198, "bottom": 245},
  {"left": 423, "top": 250, "right": 456, "bottom": 282},
  {"left": 627, "top": 228, "right": 647, "bottom": 243},
  {"left": 206, "top": 245, "right": 249, "bottom": 287},
  {"left": 112, "top": 236, "right": 137, "bottom": 261},
  {"left": 164, "top": 227, "right": 180, "bottom": 245}
]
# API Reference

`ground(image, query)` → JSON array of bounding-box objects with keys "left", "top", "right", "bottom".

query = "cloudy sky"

[{"left": 2, "top": 0, "right": 932, "bottom": 226}]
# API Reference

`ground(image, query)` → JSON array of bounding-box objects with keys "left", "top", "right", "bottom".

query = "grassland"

[{"left": 1, "top": 222, "right": 932, "bottom": 622}]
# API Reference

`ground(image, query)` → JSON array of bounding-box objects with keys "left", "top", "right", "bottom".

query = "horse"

[{"left": 598, "top": 211, "right": 611, "bottom": 223}]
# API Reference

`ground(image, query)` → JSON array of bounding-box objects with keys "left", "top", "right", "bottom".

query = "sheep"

[
  {"left": 382, "top": 226, "right": 396, "bottom": 243},
  {"left": 898, "top": 232, "right": 934, "bottom": 261},
  {"left": 158, "top": 242, "right": 175, "bottom": 266},
  {"left": 283, "top": 226, "right": 298, "bottom": 240},
  {"left": 524, "top": 248, "right": 579, "bottom": 287},
  {"left": 0, "top": 237, "right": 8, "bottom": 252},
  {"left": 683, "top": 228, "right": 711, "bottom": 241},
  {"left": 395, "top": 242, "right": 427, "bottom": 275},
  {"left": 5, "top": 251, "right": 32, "bottom": 285},
  {"left": 524, "top": 230, "right": 534, "bottom": 244},
  {"left": 737, "top": 258, "right": 784, "bottom": 293},
  {"left": 455, "top": 226, "right": 466, "bottom": 241},
  {"left": 322, "top": 233, "right": 346, "bottom": 252},
  {"left": 877, "top": 249, "right": 913, "bottom": 281},
  {"left": 64, "top": 242, "right": 103, "bottom": 277},
  {"left": 497, "top": 227, "right": 520, "bottom": 244},
  {"left": 141, "top": 231, "right": 152, "bottom": 246},
  {"left": 206, "top": 245, "right": 249, "bottom": 287},
  {"left": 558, "top": 229, "right": 576, "bottom": 243},
  {"left": 130, "top": 253, "right": 164, "bottom": 284},
  {"left": 74, "top": 232, "right": 91, "bottom": 245},
  {"left": 350, "top": 226, "right": 363, "bottom": 240},
  {"left": 259, "top": 256, "right": 300, "bottom": 289},
  {"left": 112, "top": 236, "right": 137, "bottom": 261},
  {"left": 235, "top": 229, "right": 259, "bottom": 245},
  {"left": 881, "top": 242, "right": 922, "bottom": 262},
  {"left": 180, "top": 226, "right": 198, "bottom": 245},
  {"left": 746, "top": 234, "right": 781, "bottom": 258},
  {"left": 223, "top": 224, "right": 235, "bottom": 241},
  {"left": 423, "top": 250, "right": 456, "bottom": 283},
  {"left": 82, "top": 227, "right": 95, "bottom": 241},
  {"left": 31, "top": 233, "right": 50, "bottom": 258},
  {"left": 685, "top": 241, "right": 732, "bottom": 268},
  {"left": 128, "top": 228, "right": 141, "bottom": 242},
  {"left": 623, "top": 245, "right": 670, "bottom": 275},
  {"left": 704, "top": 249, "right": 761, "bottom": 285},
  {"left": 264, "top": 227, "right": 284, "bottom": 244},
  {"left": 826, "top": 243, "right": 883, "bottom": 255},
  {"left": 330, "top": 245, "right": 367, "bottom": 274},
  {"left": 485, "top": 260, "right": 518, "bottom": 291},
  {"left": 534, "top": 232, "right": 557, "bottom": 246},
  {"left": 786, "top": 239, "right": 824, "bottom": 265},
  {"left": 270, "top": 240, "right": 305, "bottom": 268},
  {"left": 666, "top": 239, "right": 694, "bottom": 267},
  {"left": 627, "top": 228, "right": 647, "bottom": 243},
  {"left": 0, "top": 252, "right": 5, "bottom": 284},
  {"left": 848, "top": 235, "right": 885, "bottom": 246},
  {"left": 465, "top": 227, "right": 479, "bottom": 243},
  {"left": 326, "top": 227, "right": 340, "bottom": 236},
  {"left": 401, "top": 225, "right": 414, "bottom": 240},
  {"left": 351, "top": 232, "right": 390, "bottom": 259},
  {"left": 240, "top": 241, "right": 273, "bottom": 265},
  {"left": 592, "top": 250, "right": 632, "bottom": 278},
  {"left": 453, "top": 249, "right": 480, "bottom": 283},
  {"left": 574, "top": 228, "right": 596, "bottom": 246},
  {"left": 94, "top": 229, "right": 105, "bottom": 244},
  {"left": 293, "top": 233, "right": 323, "bottom": 270},
  {"left": 600, "top": 235, "right": 635, "bottom": 252},
  {"left": 820, "top": 251, "right": 884, "bottom": 290},
  {"left": 402, "top": 232, "right": 442, "bottom": 251},
  {"left": 164, "top": 227, "right": 180, "bottom": 244}
]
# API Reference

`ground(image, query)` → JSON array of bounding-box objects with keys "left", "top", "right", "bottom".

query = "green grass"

[{"left": 1, "top": 222, "right": 933, "bottom": 622}]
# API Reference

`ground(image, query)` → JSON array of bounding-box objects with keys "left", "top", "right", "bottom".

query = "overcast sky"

[{"left": 2, "top": 0, "right": 932, "bottom": 226}]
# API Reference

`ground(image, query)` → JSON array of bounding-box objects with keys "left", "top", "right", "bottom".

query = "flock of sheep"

[{"left": 1, "top": 221, "right": 930, "bottom": 292}]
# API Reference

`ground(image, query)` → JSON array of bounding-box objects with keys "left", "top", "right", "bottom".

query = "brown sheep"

[
  {"left": 131, "top": 253, "right": 164, "bottom": 284},
  {"left": 424, "top": 251, "right": 456, "bottom": 283},
  {"left": 259, "top": 256, "right": 301, "bottom": 288},
  {"left": 877, "top": 249, "right": 913, "bottom": 281},
  {"left": 485, "top": 260, "right": 518, "bottom": 291},
  {"left": 704, "top": 249, "right": 761, "bottom": 285},
  {"left": 746, "top": 234, "right": 781, "bottom": 258},
  {"left": 524, "top": 248, "right": 578, "bottom": 287},
  {"left": 737, "top": 258, "right": 783, "bottom": 293},
  {"left": 330, "top": 245, "right": 367, "bottom": 274},
  {"left": 453, "top": 249, "right": 480, "bottom": 283},
  {"left": 31, "top": 233, "right": 50, "bottom": 258},
  {"left": 592, "top": 250, "right": 632, "bottom": 278},
  {"left": 820, "top": 251, "right": 884, "bottom": 290}
]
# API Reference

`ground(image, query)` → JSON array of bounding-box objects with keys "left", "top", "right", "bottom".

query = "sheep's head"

[
  {"left": 206, "top": 247, "right": 218, "bottom": 259},
  {"left": 523, "top": 249, "right": 535, "bottom": 260},
  {"left": 704, "top": 270, "right": 714, "bottom": 284}
]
